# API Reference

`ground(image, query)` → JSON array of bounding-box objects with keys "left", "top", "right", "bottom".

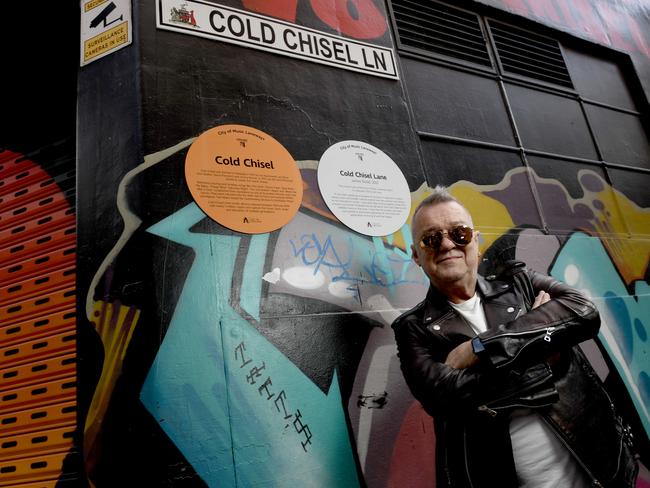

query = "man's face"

[{"left": 411, "top": 201, "right": 480, "bottom": 299}]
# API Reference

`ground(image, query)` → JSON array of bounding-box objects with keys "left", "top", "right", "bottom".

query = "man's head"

[{"left": 411, "top": 186, "right": 481, "bottom": 302}]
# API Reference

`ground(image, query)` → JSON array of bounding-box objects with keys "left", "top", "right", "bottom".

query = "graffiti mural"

[{"left": 81, "top": 139, "right": 649, "bottom": 486}]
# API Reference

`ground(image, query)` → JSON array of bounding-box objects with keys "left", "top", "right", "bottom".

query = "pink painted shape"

[{"left": 389, "top": 401, "right": 436, "bottom": 487}]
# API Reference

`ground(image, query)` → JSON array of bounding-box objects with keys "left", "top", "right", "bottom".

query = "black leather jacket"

[{"left": 392, "top": 266, "right": 638, "bottom": 487}]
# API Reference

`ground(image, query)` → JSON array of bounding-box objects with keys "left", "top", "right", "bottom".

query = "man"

[{"left": 392, "top": 186, "right": 637, "bottom": 487}]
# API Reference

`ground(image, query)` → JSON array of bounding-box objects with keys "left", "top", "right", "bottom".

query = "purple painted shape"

[
  {"left": 485, "top": 170, "right": 599, "bottom": 233},
  {"left": 484, "top": 172, "right": 542, "bottom": 228}
]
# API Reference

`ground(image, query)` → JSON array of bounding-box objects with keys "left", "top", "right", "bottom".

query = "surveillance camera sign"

[{"left": 80, "top": 0, "right": 132, "bottom": 65}]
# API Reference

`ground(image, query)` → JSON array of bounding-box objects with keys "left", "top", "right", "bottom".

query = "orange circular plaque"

[{"left": 185, "top": 124, "right": 303, "bottom": 234}]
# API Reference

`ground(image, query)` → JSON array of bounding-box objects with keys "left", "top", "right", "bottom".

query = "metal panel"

[
  {"left": 488, "top": 19, "right": 573, "bottom": 88},
  {"left": 392, "top": 0, "right": 492, "bottom": 67},
  {"left": 505, "top": 82, "right": 598, "bottom": 160},
  {"left": 0, "top": 149, "right": 77, "bottom": 486},
  {"left": 402, "top": 58, "right": 516, "bottom": 145}
]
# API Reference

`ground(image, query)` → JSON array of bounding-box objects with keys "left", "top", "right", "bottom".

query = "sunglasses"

[{"left": 419, "top": 225, "right": 474, "bottom": 252}]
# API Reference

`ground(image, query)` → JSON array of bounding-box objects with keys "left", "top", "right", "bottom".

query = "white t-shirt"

[{"left": 449, "top": 293, "right": 591, "bottom": 488}]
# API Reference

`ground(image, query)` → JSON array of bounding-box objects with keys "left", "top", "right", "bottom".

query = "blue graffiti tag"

[{"left": 289, "top": 231, "right": 419, "bottom": 289}]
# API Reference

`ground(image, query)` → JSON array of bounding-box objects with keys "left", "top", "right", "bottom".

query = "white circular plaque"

[{"left": 317, "top": 141, "right": 411, "bottom": 236}]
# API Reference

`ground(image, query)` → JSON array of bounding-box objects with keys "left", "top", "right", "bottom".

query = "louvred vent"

[
  {"left": 488, "top": 20, "right": 573, "bottom": 88},
  {"left": 392, "top": 0, "right": 492, "bottom": 67}
]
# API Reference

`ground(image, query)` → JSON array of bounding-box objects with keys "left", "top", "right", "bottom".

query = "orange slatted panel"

[
  {"left": 0, "top": 225, "right": 75, "bottom": 267},
  {"left": 0, "top": 311, "right": 75, "bottom": 348},
  {"left": 0, "top": 266, "right": 75, "bottom": 305},
  {"left": 0, "top": 351, "right": 76, "bottom": 387},
  {"left": 0, "top": 163, "right": 53, "bottom": 200},
  {"left": 0, "top": 178, "right": 63, "bottom": 215},
  {"left": 0, "top": 208, "right": 75, "bottom": 249},
  {"left": 0, "top": 287, "right": 76, "bottom": 326},
  {"left": 0, "top": 149, "right": 77, "bottom": 486},
  {"left": 0, "top": 192, "right": 72, "bottom": 234},
  {"left": 0, "top": 246, "right": 76, "bottom": 286},
  {"left": 3, "top": 480, "right": 60, "bottom": 488},
  {"left": 0, "top": 451, "right": 68, "bottom": 487},
  {"left": 0, "top": 377, "right": 76, "bottom": 415},
  {"left": 0, "top": 402, "right": 76, "bottom": 438},
  {"left": 0, "top": 425, "right": 75, "bottom": 461}
]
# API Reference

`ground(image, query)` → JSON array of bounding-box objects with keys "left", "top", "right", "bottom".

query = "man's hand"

[
  {"left": 444, "top": 341, "right": 478, "bottom": 369},
  {"left": 532, "top": 290, "right": 551, "bottom": 309},
  {"left": 445, "top": 291, "right": 551, "bottom": 369}
]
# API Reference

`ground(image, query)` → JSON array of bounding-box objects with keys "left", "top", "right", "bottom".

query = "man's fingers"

[{"left": 532, "top": 291, "right": 551, "bottom": 309}]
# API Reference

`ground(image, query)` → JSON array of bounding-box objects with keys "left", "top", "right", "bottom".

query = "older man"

[{"left": 392, "top": 186, "right": 637, "bottom": 487}]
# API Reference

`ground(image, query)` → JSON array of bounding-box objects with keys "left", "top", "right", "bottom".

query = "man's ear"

[{"left": 411, "top": 243, "right": 421, "bottom": 267}]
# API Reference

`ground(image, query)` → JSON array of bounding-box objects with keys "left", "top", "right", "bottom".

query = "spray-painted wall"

[{"left": 77, "top": 0, "right": 650, "bottom": 486}]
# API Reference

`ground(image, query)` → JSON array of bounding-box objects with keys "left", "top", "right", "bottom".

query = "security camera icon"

[{"left": 90, "top": 2, "right": 123, "bottom": 29}]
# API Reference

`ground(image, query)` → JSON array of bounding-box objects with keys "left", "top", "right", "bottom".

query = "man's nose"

[{"left": 438, "top": 233, "right": 456, "bottom": 251}]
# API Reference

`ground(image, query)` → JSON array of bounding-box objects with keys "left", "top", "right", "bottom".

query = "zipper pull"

[
  {"left": 543, "top": 326, "right": 556, "bottom": 343},
  {"left": 478, "top": 405, "right": 498, "bottom": 417}
]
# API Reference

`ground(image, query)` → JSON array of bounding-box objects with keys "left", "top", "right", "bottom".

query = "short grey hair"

[{"left": 411, "top": 185, "right": 470, "bottom": 240}]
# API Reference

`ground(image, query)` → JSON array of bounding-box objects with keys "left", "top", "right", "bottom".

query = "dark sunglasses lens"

[
  {"left": 421, "top": 234, "right": 440, "bottom": 249},
  {"left": 449, "top": 226, "right": 472, "bottom": 246}
]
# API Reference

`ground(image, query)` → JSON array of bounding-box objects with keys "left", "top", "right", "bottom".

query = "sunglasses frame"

[{"left": 419, "top": 225, "right": 474, "bottom": 252}]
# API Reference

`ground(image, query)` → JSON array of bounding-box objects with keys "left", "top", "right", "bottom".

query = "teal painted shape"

[
  {"left": 240, "top": 233, "right": 269, "bottom": 321},
  {"left": 140, "top": 203, "right": 360, "bottom": 487},
  {"left": 550, "top": 232, "right": 650, "bottom": 437}
]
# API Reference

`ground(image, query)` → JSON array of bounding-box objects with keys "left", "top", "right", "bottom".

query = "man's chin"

[{"left": 433, "top": 270, "right": 466, "bottom": 285}]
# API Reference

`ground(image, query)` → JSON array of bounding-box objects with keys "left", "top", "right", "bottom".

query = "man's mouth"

[{"left": 437, "top": 254, "right": 462, "bottom": 264}]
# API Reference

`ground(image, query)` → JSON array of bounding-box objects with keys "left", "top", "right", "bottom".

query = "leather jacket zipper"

[
  {"left": 477, "top": 369, "right": 554, "bottom": 417},
  {"left": 539, "top": 414, "right": 603, "bottom": 487},
  {"left": 463, "top": 427, "right": 476, "bottom": 488},
  {"left": 483, "top": 326, "right": 558, "bottom": 368}
]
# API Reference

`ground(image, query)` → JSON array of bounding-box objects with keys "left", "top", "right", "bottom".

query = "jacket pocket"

[{"left": 477, "top": 362, "right": 557, "bottom": 417}]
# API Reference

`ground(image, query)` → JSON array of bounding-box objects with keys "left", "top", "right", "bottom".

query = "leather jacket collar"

[{"left": 422, "top": 275, "right": 513, "bottom": 325}]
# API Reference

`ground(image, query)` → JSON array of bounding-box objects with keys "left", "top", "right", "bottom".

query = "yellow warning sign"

[
  {"left": 80, "top": 0, "right": 131, "bottom": 66},
  {"left": 83, "top": 21, "right": 129, "bottom": 62},
  {"left": 84, "top": 0, "right": 108, "bottom": 13}
]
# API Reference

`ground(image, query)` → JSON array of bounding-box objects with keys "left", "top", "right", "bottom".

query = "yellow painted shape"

[{"left": 84, "top": 300, "right": 140, "bottom": 466}]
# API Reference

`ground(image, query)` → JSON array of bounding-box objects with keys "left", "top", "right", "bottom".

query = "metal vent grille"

[
  {"left": 489, "top": 20, "right": 573, "bottom": 88},
  {"left": 392, "top": 0, "right": 492, "bottom": 67},
  {"left": 0, "top": 148, "right": 77, "bottom": 487}
]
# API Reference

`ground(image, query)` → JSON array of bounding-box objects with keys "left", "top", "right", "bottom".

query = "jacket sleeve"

[
  {"left": 392, "top": 312, "right": 509, "bottom": 417},
  {"left": 476, "top": 269, "right": 601, "bottom": 370}
]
